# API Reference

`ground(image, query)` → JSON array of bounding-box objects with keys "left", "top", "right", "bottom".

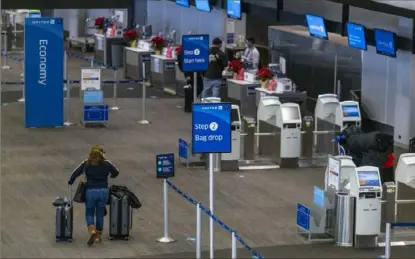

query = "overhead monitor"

[
  {"left": 374, "top": 29, "right": 396, "bottom": 58},
  {"left": 357, "top": 171, "right": 381, "bottom": 187},
  {"left": 281, "top": 106, "right": 300, "bottom": 120},
  {"left": 342, "top": 105, "right": 359, "bottom": 118},
  {"left": 176, "top": 0, "right": 190, "bottom": 8},
  {"left": 305, "top": 14, "right": 328, "bottom": 40},
  {"left": 227, "top": 0, "right": 241, "bottom": 20},
  {"left": 195, "top": 0, "right": 211, "bottom": 12},
  {"left": 346, "top": 22, "right": 367, "bottom": 50},
  {"left": 83, "top": 90, "right": 104, "bottom": 103}
]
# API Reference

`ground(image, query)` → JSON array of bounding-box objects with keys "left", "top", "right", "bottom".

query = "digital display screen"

[
  {"left": 347, "top": 22, "right": 367, "bottom": 50},
  {"left": 83, "top": 90, "right": 103, "bottom": 103},
  {"left": 227, "top": 0, "right": 241, "bottom": 20},
  {"left": 313, "top": 186, "right": 325, "bottom": 208},
  {"left": 342, "top": 105, "right": 359, "bottom": 118},
  {"left": 176, "top": 0, "right": 190, "bottom": 7},
  {"left": 281, "top": 107, "right": 300, "bottom": 120},
  {"left": 195, "top": 0, "right": 211, "bottom": 12},
  {"left": 305, "top": 14, "right": 328, "bottom": 40},
  {"left": 358, "top": 171, "right": 380, "bottom": 187},
  {"left": 374, "top": 29, "right": 396, "bottom": 57}
]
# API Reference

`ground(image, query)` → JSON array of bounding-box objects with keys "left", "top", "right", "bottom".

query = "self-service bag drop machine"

[
  {"left": 256, "top": 96, "right": 281, "bottom": 159},
  {"left": 314, "top": 94, "right": 340, "bottom": 155},
  {"left": 335, "top": 101, "right": 361, "bottom": 130}
]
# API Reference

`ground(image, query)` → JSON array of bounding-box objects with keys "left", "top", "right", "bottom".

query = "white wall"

[{"left": 373, "top": 0, "right": 415, "bottom": 10}]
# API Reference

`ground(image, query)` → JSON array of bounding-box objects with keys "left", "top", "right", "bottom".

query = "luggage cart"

[{"left": 68, "top": 18, "right": 96, "bottom": 52}]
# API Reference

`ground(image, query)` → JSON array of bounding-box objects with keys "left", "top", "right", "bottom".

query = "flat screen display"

[
  {"left": 374, "top": 29, "right": 396, "bottom": 57},
  {"left": 176, "top": 0, "right": 190, "bottom": 7},
  {"left": 195, "top": 0, "right": 211, "bottom": 12},
  {"left": 227, "top": 0, "right": 241, "bottom": 20},
  {"left": 347, "top": 22, "right": 367, "bottom": 50},
  {"left": 358, "top": 171, "right": 380, "bottom": 187},
  {"left": 305, "top": 14, "right": 328, "bottom": 40},
  {"left": 83, "top": 90, "right": 103, "bottom": 103},
  {"left": 281, "top": 107, "right": 300, "bottom": 120},
  {"left": 342, "top": 105, "right": 359, "bottom": 118}
]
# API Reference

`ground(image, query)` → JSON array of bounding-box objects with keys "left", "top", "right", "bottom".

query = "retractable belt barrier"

[
  {"left": 65, "top": 51, "right": 117, "bottom": 71},
  {"left": 163, "top": 179, "right": 264, "bottom": 259},
  {"left": 1, "top": 79, "right": 144, "bottom": 85}
]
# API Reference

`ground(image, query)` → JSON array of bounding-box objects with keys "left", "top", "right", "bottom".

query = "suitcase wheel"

[
  {"left": 67, "top": 239, "right": 72, "bottom": 243},
  {"left": 124, "top": 237, "right": 129, "bottom": 241},
  {"left": 108, "top": 236, "right": 114, "bottom": 240}
]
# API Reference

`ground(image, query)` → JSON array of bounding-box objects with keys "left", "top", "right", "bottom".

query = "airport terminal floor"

[{"left": 1, "top": 51, "right": 415, "bottom": 258}]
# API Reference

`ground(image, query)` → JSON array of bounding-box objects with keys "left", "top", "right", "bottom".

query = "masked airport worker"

[{"left": 242, "top": 37, "right": 260, "bottom": 69}]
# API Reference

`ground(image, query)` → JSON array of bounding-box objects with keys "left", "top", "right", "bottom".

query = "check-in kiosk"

[
  {"left": 349, "top": 166, "right": 382, "bottom": 248},
  {"left": 314, "top": 94, "right": 340, "bottom": 155},
  {"left": 256, "top": 96, "right": 281, "bottom": 159},
  {"left": 336, "top": 101, "right": 361, "bottom": 130},
  {"left": 275, "top": 103, "right": 302, "bottom": 168}
]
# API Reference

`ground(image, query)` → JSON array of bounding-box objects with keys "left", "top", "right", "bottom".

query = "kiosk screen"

[
  {"left": 342, "top": 105, "right": 359, "bottom": 117},
  {"left": 281, "top": 107, "right": 300, "bottom": 120},
  {"left": 84, "top": 91, "right": 103, "bottom": 103},
  {"left": 357, "top": 171, "right": 380, "bottom": 187},
  {"left": 231, "top": 108, "right": 239, "bottom": 122}
]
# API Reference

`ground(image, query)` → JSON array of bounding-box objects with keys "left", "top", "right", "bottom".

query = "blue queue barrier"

[
  {"left": 163, "top": 179, "right": 264, "bottom": 259},
  {"left": 381, "top": 222, "right": 415, "bottom": 259}
]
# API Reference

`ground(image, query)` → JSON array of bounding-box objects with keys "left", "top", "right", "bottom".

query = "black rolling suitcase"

[
  {"left": 109, "top": 195, "right": 132, "bottom": 240},
  {"left": 54, "top": 188, "right": 73, "bottom": 242}
]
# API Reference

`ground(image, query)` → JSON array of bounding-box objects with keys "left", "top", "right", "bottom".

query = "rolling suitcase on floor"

[
  {"left": 55, "top": 187, "right": 73, "bottom": 242},
  {"left": 109, "top": 195, "right": 132, "bottom": 240}
]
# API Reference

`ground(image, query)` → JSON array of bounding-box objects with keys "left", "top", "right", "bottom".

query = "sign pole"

[
  {"left": 193, "top": 72, "right": 197, "bottom": 103},
  {"left": 110, "top": 69, "right": 120, "bottom": 110},
  {"left": 138, "top": 61, "right": 150, "bottom": 124},
  {"left": 64, "top": 51, "right": 74, "bottom": 126},
  {"left": 2, "top": 32, "right": 11, "bottom": 70},
  {"left": 209, "top": 152, "right": 214, "bottom": 259}
]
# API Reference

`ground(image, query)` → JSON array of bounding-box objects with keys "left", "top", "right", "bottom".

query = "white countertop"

[
  {"left": 151, "top": 54, "right": 176, "bottom": 61},
  {"left": 227, "top": 79, "right": 260, "bottom": 86},
  {"left": 94, "top": 33, "right": 123, "bottom": 39},
  {"left": 124, "top": 47, "right": 155, "bottom": 53},
  {"left": 255, "top": 87, "right": 274, "bottom": 94}
]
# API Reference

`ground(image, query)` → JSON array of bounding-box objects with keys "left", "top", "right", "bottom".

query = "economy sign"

[
  {"left": 181, "top": 34, "right": 209, "bottom": 72},
  {"left": 24, "top": 17, "right": 64, "bottom": 128},
  {"left": 192, "top": 102, "right": 232, "bottom": 153}
]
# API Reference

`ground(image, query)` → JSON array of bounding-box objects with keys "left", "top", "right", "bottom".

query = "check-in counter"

[
  {"left": 94, "top": 34, "right": 124, "bottom": 67},
  {"left": 227, "top": 79, "right": 259, "bottom": 118},
  {"left": 151, "top": 54, "right": 177, "bottom": 95},
  {"left": 123, "top": 47, "right": 154, "bottom": 81}
]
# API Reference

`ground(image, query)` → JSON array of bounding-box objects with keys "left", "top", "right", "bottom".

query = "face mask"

[{"left": 245, "top": 44, "right": 248, "bottom": 48}]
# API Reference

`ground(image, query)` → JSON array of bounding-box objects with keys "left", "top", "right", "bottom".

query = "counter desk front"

[
  {"left": 227, "top": 79, "right": 259, "bottom": 118},
  {"left": 151, "top": 55, "right": 177, "bottom": 95},
  {"left": 124, "top": 47, "right": 154, "bottom": 81},
  {"left": 94, "top": 34, "right": 125, "bottom": 67}
]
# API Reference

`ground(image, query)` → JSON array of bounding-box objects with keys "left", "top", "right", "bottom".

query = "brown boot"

[
  {"left": 95, "top": 231, "right": 102, "bottom": 243},
  {"left": 87, "top": 225, "right": 96, "bottom": 246}
]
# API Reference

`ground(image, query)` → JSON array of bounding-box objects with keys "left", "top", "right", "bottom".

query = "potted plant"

[
  {"left": 94, "top": 17, "right": 105, "bottom": 34},
  {"left": 151, "top": 36, "right": 165, "bottom": 55},
  {"left": 228, "top": 59, "right": 244, "bottom": 80},
  {"left": 257, "top": 67, "right": 275, "bottom": 90},
  {"left": 123, "top": 29, "right": 138, "bottom": 47}
]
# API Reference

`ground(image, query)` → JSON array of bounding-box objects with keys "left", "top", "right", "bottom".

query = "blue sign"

[
  {"left": 192, "top": 103, "right": 232, "bottom": 153},
  {"left": 227, "top": 0, "right": 241, "bottom": 19},
  {"left": 313, "top": 186, "right": 325, "bottom": 208},
  {"left": 196, "top": 0, "right": 211, "bottom": 12},
  {"left": 305, "top": 14, "right": 328, "bottom": 40},
  {"left": 83, "top": 90, "right": 103, "bottom": 103},
  {"left": 296, "top": 203, "right": 310, "bottom": 231},
  {"left": 176, "top": 0, "right": 190, "bottom": 7},
  {"left": 374, "top": 29, "right": 396, "bottom": 57},
  {"left": 156, "top": 153, "right": 175, "bottom": 178},
  {"left": 347, "top": 22, "right": 367, "bottom": 50},
  {"left": 178, "top": 138, "right": 188, "bottom": 160},
  {"left": 24, "top": 17, "right": 64, "bottom": 128},
  {"left": 181, "top": 34, "right": 209, "bottom": 72},
  {"left": 83, "top": 105, "right": 108, "bottom": 122}
]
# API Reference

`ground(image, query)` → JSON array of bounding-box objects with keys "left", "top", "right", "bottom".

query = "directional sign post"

[{"left": 192, "top": 102, "right": 232, "bottom": 258}]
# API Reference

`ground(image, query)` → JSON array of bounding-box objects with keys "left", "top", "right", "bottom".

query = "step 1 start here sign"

[
  {"left": 181, "top": 34, "right": 209, "bottom": 72},
  {"left": 192, "top": 103, "right": 232, "bottom": 153}
]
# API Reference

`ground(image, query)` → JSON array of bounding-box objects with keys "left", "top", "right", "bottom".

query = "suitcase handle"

[
  {"left": 68, "top": 185, "right": 73, "bottom": 205},
  {"left": 130, "top": 207, "right": 133, "bottom": 229}
]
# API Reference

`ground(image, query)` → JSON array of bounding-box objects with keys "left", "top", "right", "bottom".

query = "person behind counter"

[
  {"left": 201, "top": 38, "right": 227, "bottom": 99},
  {"left": 242, "top": 37, "right": 260, "bottom": 69}
]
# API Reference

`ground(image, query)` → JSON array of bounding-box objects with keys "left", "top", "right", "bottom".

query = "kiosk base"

[
  {"left": 280, "top": 158, "right": 298, "bottom": 168},
  {"left": 354, "top": 234, "right": 377, "bottom": 248}
]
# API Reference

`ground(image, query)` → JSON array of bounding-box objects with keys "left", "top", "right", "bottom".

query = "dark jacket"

[
  {"left": 68, "top": 160, "right": 119, "bottom": 189},
  {"left": 109, "top": 185, "right": 142, "bottom": 209},
  {"left": 204, "top": 47, "right": 227, "bottom": 79}
]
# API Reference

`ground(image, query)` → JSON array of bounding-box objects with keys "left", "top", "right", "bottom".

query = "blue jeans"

[
  {"left": 85, "top": 188, "right": 109, "bottom": 231},
  {"left": 201, "top": 78, "right": 222, "bottom": 99}
]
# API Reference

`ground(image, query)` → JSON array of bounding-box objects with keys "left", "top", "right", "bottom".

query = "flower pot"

[
  {"left": 130, "top": 40, "right": 137, "bottom": 48},
  {"left": 97, "top": 29, "right": 103, "bottom": 34},
  {"left": 155, "top": 49, "right": 161, "bottom": 56}
]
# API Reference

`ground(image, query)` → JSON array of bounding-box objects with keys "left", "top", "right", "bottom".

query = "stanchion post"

[
  {"left": 196, "top": 203, "right": 201, "bottom": 259},
  {"left": 231, "top": 232, "right": 237, "bottom": 259},
  {"left": 138, "top": 61, "right": 150, "bottom": 124},
  {"left": 209, "top": 153, "right": 214, "bottom": 259},
  {"left": 157, "top": 179, "right": 175, "bottom": 243},
  {"left": 90, "top": 59, "right": 94, "bottom": 68},
  {"left": 110, "top": 69, "right": 120, "bottom": 110},
  {"left": 193, "top": 72, "right": 198, "bottom": 103},
  {"left": 63, "top": 50, "right": 68, "bottom": 92},
  {"left": 2, "top": 32, "right": 11, "bottom": 70},
  {"left": 385, "top": 223, "right": 391, "bottom": 259},
  {"left": 18, "top": 48, "right": 25, "bottom": 103},
  {"left": 64, "top": 51, "right": 74, "bottom": 126}
]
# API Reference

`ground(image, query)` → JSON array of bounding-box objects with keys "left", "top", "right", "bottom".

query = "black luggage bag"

[
  {"left": 55, "top": 187, "right": 73, "bottom": 242},
  {"left": 109, "top": 194, "right": 132, "bottom": 240}
]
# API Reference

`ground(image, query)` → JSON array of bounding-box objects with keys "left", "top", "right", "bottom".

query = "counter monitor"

[
  {"left": 227, "top": 0, "right": 241, "bottom": 20},
  {"left": 374, "top": 29, "right": 396, "bottom": 58},
  {"left": 281, "top": 106, "right": 300, "bottom": 120},
  {"left": 357, "top": 171, "right": 381, "bottom": 187},
  {"left": 83, "top": 90, "right": 103, "bottom": 103},
  {"left": 176, "top": 0, "right": 190, "bottom": 7},
  {"left": 196, "top": 0, "right": 211, "bottom": 12},
  {"left": 342, "top": 105, "right": 359, "bottom": 118},
  {"left": 347, "top": 22, "right": 367, "bottom": 50},
  {"left": 305, "top": 14, "right": 328, "bottom": 40}
]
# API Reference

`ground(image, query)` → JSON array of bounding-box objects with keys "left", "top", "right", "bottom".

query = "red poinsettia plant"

[
  {"left": 228, "top": 59, "right": 243, "bottom": 73},
  {"left": 257, "top": 67, "right": 273, "bottom": 81},
  {"left": 94, "top": 17, "right": 105, "bottom": 30},
  {"left": 151, "top": 36, "right": 165, "bottom": 51},
  {"left": 123, "top": 29, "right": 138, "bottom": 41},
  {"left": 175, "top": 45, "right": 182, "bottom": 54}
]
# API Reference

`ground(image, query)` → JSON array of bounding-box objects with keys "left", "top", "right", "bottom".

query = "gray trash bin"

[
  {"left": 334, "top": 192, "right": 355, "bottom": 247},
  {"left": 111, "top": 43, "right": 124, "bottom": 68}
]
